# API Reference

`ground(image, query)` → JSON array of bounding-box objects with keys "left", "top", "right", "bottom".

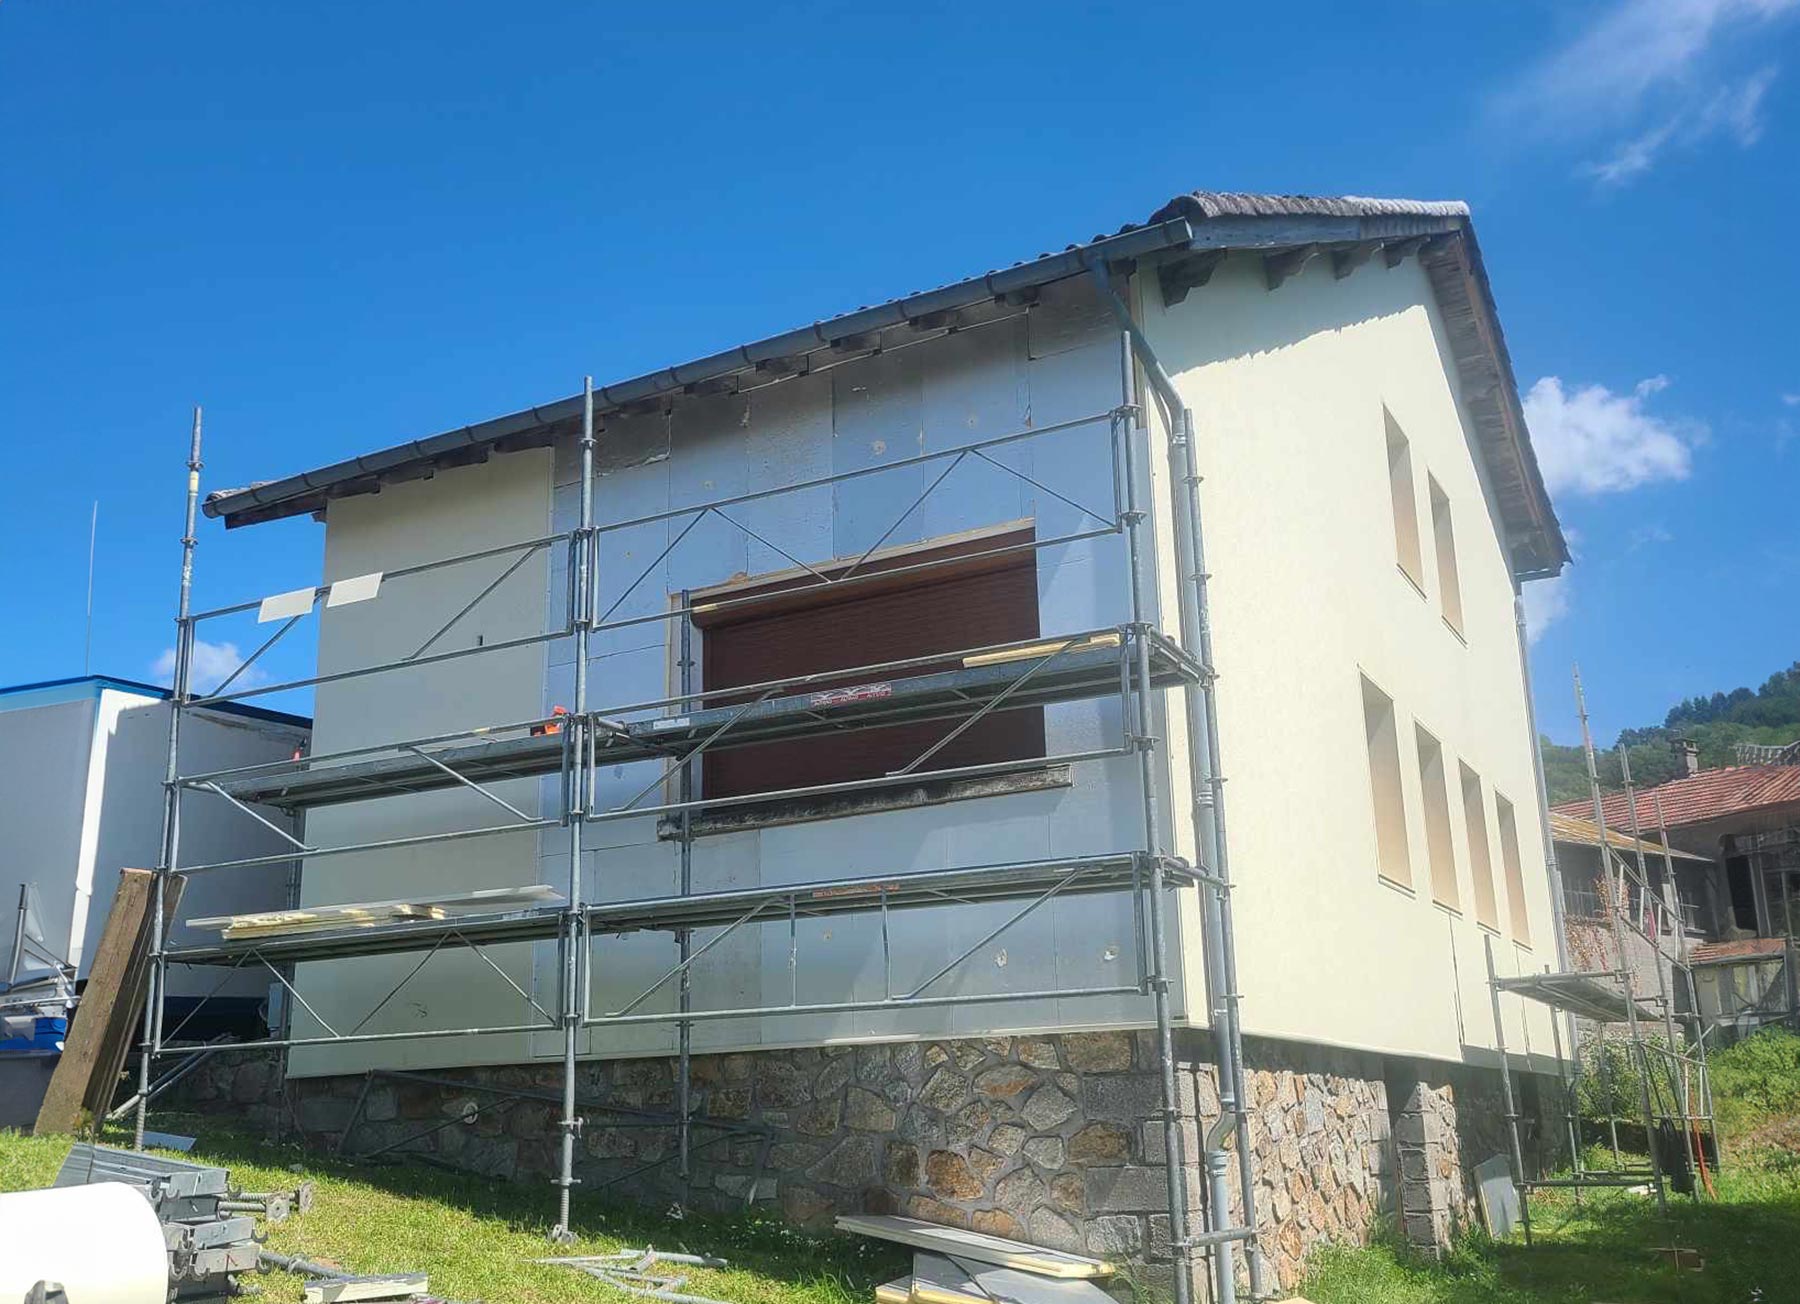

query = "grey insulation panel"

[{"left": 211, "top": 634, "right": 1191, "bottom": 811}]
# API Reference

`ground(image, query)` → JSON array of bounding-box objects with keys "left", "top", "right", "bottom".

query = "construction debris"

[
  {"left": 834, "top": 1215, "right": 1114, "bottom": 1280},
  {"left": 837, "top": 1216, "right": 1116, "bottom": 1304},
  {"left": 53, "top": 1142, "right": 297, "bottom": 1299},
  {"left": 259, "top": 1253, "right": 429, "bottom": 1304},
  {"left": 537, "top": 1247, "right": 731, "bottom": 1304}
]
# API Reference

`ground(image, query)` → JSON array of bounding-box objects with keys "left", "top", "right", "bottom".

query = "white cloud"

[
  {"left": 1783, "top": 393, "right": 1800, "bottom": 406},
  {"left": 152, "top": 639, "right": 268, "bottom": 694},
  {"left": 1498, "top": 0, "right": 1796, "bottom": 184},
  {"left": 1585, "top": 66, "right": 1778, "bottom": 184},
  {"left": 1523, "top": 375, "right": 1698, "bottom": 496},
  {"left": 1522, "top": 574, "right": 1572, "bottom": 644}
]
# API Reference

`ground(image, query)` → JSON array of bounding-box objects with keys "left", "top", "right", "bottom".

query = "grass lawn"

[
  {"left": 0, "top": 1117, "right": 907, "bottom": 1304},
  {"left": 1301, "top": 1027, "right": 1800, "bottom": 1303}
]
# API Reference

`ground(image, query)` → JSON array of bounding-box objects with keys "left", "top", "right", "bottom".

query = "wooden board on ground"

[
  {"left": 875, "top": 1281, "right": 912, "bottom": 1304},
  {"left": 34, "top": 869, "right": 183, "bottom": 1135},
  {"left": 833, "top": 1216, "right": 1113, "bottom": 1279},
  {"left": 302, "top": 1273, "right": 428, "bottom": 1304},
  {"left": 910, "top": 1253, "right": 1119, "bottom": 1304}
]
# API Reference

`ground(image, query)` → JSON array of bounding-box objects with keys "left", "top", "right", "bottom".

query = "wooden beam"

[
  {"left": 754, "top": 355, "right": 808, "bottom": 378},
  {"left": 35, "top": 869, "right": 183, "bottom": 1135},
  {"left": 1263, "top": 244, "right": 1321, "bottom": 291},
  {"left": 829, "top": 331, "right": 882, "bottom": 354},
  {"left": 1157, "top": 250, "right": 1228, "bottom": 306},
  {"left": 1382, "top": 236, "right": 1428, "bottom": 268},
  {"left": 1331, "top": 241, "right": 1381, "bottom": 280}
]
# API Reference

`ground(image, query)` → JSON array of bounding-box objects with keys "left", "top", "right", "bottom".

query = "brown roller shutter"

[{"left": 699, "top": 530, "right": 1045, "bottom": 800}]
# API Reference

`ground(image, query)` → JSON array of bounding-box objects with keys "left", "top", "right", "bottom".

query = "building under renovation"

[{"left": 149, "top": 191, "right": 1575, "bottom": 1299}]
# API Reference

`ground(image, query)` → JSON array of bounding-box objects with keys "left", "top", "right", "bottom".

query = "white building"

[
  {"left": 181, "top": 192, "right": 1570, "bottom": 1293},
  {"left": 0, "top": 675, "right": 308, "bottom": 1031}
]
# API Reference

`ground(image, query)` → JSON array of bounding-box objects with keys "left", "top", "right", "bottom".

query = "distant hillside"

[{"left": 1540, "top": 661, "right": 1800, "bottom": 807}]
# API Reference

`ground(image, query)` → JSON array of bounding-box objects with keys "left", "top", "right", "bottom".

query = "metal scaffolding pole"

[
  {"left": 1573, "top": 666, "right": 1667, "bottom": 1213},
  {"left": 1514, "top": 591, "right": 1580, "bottom": 1088},
  {"left": 1653, "top": 792, "right": 1719, "bottom": 1172},
  {"left": 676, "top": 591, "right": 696, "bottom": 1192},
  {"left": 136, "top": 407, "right": 202, "bottom": 1150},
  {"left": 1544, "top": 975, "right": 1585, "bottom": 1203},
  {"left": 551, "top": 377, "right": 597, "bottom": 1241},
  {"left": 1092, "top": 264, "right": 1259, "bottom": 1301},
  {"left": 1484, "top": 935, "right": 1534, "bottom": 1244}
]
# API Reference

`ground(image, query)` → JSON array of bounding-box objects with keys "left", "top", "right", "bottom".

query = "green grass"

[
  {"left": 0, "top": 1117, "right": 904, "bottom": 1304},
  {"left": 1301, "top": 1028, "right": 1800, "bottom": 1303}
]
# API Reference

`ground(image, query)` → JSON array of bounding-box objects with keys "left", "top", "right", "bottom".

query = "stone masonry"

[{"left": 176, "top": 1031, "right": 1554, "bottom": 1297}]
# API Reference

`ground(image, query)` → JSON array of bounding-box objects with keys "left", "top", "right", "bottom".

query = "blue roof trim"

[{"left": 0, "top": 675, "right": 311, "bottom": 730}]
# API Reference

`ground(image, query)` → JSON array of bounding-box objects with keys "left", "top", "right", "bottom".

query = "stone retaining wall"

[{"left": 175, "top": 1033, "right": 1553, "bottom": 1298}]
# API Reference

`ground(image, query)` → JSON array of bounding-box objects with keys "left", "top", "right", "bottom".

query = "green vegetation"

[
  {"left": 1541, "top": 660, "right": 1800, "bottom": 805},
  {"left": 0, "top": 1118, "right": 903, "bottom": 1304},
  {"left": 1299, "top": 1028, "right": 1800, "bottom": 1303}
]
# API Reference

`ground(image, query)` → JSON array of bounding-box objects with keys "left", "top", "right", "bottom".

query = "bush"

[
  {"left": 1709, "top": 1027, "right": 1800, "bottom": 1127},
  {"left": 1576, "top": 1033, "right": 1679, "bottom": 1123}
]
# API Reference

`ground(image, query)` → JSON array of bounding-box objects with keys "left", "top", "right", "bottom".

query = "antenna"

[{"left": 84, "top": 500, "right": 98, "bottom": 675}]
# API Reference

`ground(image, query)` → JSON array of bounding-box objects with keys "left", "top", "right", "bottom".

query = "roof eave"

[{"left": 203, "top": 217, "right": 1200, "bottom": 529}]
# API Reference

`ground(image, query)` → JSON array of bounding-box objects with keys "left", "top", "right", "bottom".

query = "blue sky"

[{"left": 1, "top": 1, "right": 1795, "bottom": 746}]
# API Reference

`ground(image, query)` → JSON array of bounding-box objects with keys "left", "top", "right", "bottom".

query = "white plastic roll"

[{"left": 0, "top": 1181, "right": 168, "bottom": 1304}]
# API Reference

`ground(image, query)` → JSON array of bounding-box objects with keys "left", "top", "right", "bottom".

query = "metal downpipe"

[
  {"left": 1115, "top": 360, "right": 1205, "bottom": 1304},
  {"left": 1092, "top": 263, "right": 1260, "bottom": 1299}
]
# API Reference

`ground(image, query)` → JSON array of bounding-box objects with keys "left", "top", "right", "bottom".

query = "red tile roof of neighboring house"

[
  {"left": 1552, "top": 765, "right": 1800, "bottom": 832},
  {"left": 1690, "top": 937, "right": 1791, "bottom": 965}
]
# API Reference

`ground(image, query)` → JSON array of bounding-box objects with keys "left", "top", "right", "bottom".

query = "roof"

[
  {"left": 1691, "top": 937, "right": 1791, "bottom": 966},
  {"left": 1547, "top": 810, "right": 1709, "bottom": 862},
  {"left": 0, "top": 674, "right": 311, "bottom": 730},
  {"left": 202, "top": 189, "right": 1567, "bottom": 578},
  {"left": 1554, "top": 764, "right": 1800, "bottom": 833}
]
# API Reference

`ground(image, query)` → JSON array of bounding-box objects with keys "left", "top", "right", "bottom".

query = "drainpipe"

[
  {"left": 1514, "top": 588, "right": 1577, "bottom": 1077},
  {"left": 1088, "top": 258, "right": 1259, "bottom": 1303}
]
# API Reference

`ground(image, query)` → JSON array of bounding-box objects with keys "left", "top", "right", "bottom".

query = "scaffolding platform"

[
  {"left": 164, "top": 854, "right": 1182, "bottom": 967},
  {"left": 1493, "top": 971, "right": 1662, "bottom": 1025},
  {"left": 211, "top": 631, "right": 1193, "bottom": 811}
]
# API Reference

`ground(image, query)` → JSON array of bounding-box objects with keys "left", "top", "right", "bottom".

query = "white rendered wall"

[
  {"left": 1143, "top": 251, "right": 1560, "bottom": 1068},
  {"left": 93, "top": 695, "right": 309, "bottom": 1002},
  {"left": 0, "top": 688, "right": 304, "bottom": 1006},
  {"left": 0, "top": 698, "right": 96, "bottom": 978}
]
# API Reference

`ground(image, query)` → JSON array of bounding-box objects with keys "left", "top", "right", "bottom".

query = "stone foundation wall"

[{"left": 176, "top": 1034, "right": 1553, "bottom": 1297}]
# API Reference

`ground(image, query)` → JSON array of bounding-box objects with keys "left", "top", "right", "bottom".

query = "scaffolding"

[
  {"left": 1484, "top": 667, "right": 1718, "bottom": 1242},
  {"left": 130, "top": 275, "right": 1263, "bottom": 1304}
]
